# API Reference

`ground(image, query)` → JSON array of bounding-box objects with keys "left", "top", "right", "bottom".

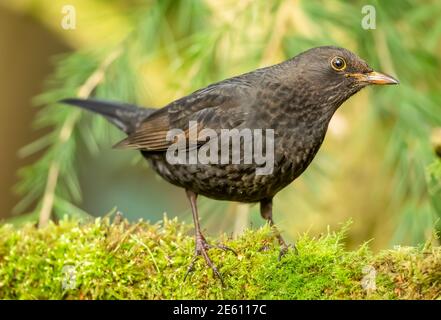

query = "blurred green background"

[{"left": 1, "top": 0, "right": 440, "bottom": 251}]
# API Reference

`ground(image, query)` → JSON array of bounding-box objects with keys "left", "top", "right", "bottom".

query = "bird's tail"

[{"left": 60, "top": 98, "right": 155, "bottom": 134}]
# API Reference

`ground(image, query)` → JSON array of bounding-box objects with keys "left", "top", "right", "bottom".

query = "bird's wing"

[{"left": 113, "top": 80, "right": 256, "bottom": 151}]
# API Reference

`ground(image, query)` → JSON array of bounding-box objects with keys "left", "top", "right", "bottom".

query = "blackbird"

[{"left": 61, "top": 46, "right": 398, "bottom": 284}]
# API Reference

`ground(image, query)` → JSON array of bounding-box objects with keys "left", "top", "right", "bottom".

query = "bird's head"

[{"left": 289, "top": 46, "right": 399, "bottom": 109}]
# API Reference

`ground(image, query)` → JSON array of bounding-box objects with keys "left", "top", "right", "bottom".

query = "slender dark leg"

[
  {"left": 183, "top": 190, "right": 236, "bottom": 286},
  {"left": 260, "top": 197, "right": 293, "bottom": 259}
]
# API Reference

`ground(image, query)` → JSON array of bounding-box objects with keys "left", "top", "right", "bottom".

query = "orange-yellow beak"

[{"left": 349, "top": 71, "right": 399, "bottom": 85}]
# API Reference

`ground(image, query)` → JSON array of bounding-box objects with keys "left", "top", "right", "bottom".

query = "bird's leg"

[
  {"left": 183, "top": 190, "right": 235, "bottom": 286},
  {"left": 260, "top": 197, "right": 294, "bottom": 259}
]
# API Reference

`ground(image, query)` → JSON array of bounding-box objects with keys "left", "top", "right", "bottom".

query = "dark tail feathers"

[{"left": 60, "top": 98, "right": 155, "bottom": 134}]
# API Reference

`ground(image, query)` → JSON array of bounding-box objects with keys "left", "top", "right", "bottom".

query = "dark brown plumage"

[{"left": 61, "top": 46, "right": 398, "bottom": 285}]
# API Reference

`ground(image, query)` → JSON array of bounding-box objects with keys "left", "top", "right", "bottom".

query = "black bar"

[{"left": 0, "top": 300, "right": 437, "bottom": 319}]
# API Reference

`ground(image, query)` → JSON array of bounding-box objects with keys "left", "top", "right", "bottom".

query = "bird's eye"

[{"left": 331, "top": 56, "right": 346, "bottom": 71}]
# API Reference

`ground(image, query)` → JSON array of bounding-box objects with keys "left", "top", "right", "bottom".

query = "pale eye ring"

[{"left": 331, "top": 56, "right": 346, "bottom": 71}]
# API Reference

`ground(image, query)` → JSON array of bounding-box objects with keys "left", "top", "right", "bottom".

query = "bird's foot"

[
  {"left": 184, "top": 234, "right": 236, "bottom": 286},
  {"left": 207, "top": 243, "right": 238, "bottom": 256},
  {"left": 258, "top": 237, "right": 297, "bottom": 258},
  {"left": 276, "top": 234, "right": 298, "bottom": 260},
  {"left": 278, "top": 243, "right": 298, "bottom": 260}
]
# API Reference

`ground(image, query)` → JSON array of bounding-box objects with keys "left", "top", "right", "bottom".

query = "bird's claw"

[
  {"left": 258, "top": 244, "right": 271, "bottom": 252},
  {"left": 278, "top": 243, "right": 298, "bottom": 260},
  {"left": 274, "top": 232, "right": 298, "bottom": 260},
  {"left": 258, "top": 239, "right": 297, "bottom": 258},
  {"left": 183, "top": 236, "right": 236, "bottom": 286},
  {"left": 207, "top": 243, "right": 238, "bottom": 256}
]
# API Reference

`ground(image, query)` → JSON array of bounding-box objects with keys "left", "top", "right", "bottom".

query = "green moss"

[{"left": 0, "top": 217, "right": 439, "bottom": 299}]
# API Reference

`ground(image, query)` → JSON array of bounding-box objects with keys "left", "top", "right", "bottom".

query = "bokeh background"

[{"left": 1, "top": 0, "right": 440, "bottom": 251}]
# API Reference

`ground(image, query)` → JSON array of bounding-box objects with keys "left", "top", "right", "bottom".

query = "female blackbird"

[{"left": 62, "top": 46, "right": 398, "bottom": 284}]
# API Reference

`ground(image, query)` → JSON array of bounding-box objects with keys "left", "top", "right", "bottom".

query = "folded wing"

[{"left": 114, "top": 79, "right": 256, "bottom": 152}]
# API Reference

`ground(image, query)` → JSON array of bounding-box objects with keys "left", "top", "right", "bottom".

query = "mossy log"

[{"left": 0, "top": 217, "right": 439, "bottom": 299}]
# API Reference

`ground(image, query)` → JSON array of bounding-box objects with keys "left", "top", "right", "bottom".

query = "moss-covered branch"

[{"left": 0, "top": 217, "right": 439, "bottom": 299}]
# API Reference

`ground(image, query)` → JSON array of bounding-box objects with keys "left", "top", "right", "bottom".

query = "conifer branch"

[{"left": 38, "top": 49, "right": 122, "bottom": 227}]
